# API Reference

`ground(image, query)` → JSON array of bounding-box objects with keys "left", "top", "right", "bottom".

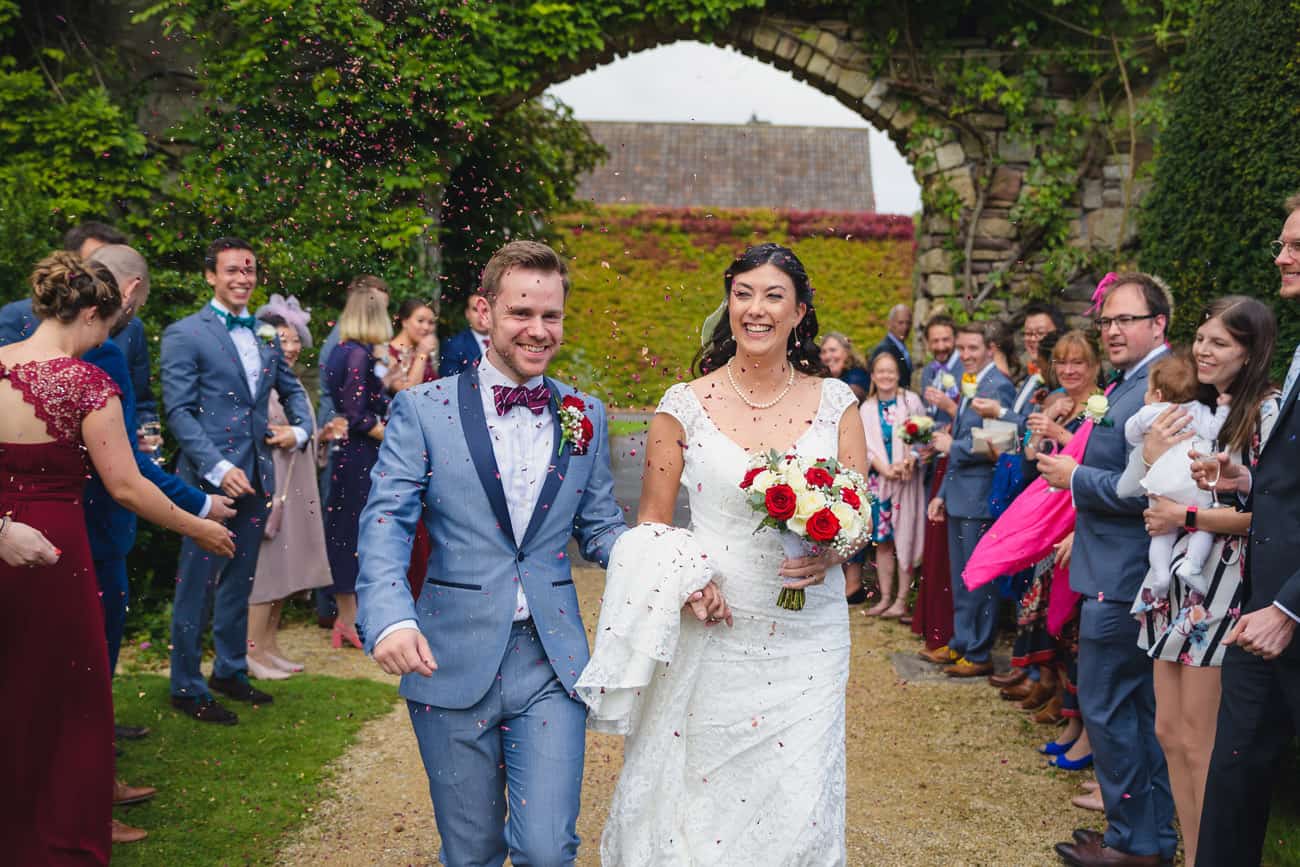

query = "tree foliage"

[{"left": 1139, "top": 0, "right": 1300, "bottom": 366}]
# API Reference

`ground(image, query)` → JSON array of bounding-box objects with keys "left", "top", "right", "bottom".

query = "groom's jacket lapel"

[
  {"left": 458, "top": 367, "right": 517, "bottom": 547},
  {"left": 519, "top": 379, "right": 572, "bottom": 551}
]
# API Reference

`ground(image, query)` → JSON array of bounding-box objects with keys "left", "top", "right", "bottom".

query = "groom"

[{"left": 356, "top": 240, "right": 627, "bottom": 866}]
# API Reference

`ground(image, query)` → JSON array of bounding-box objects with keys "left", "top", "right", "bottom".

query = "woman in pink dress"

[{"left": 0, "top": 253, "right": 232, "bottom": 864}]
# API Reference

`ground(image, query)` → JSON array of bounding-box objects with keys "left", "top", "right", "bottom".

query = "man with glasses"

[
  {"left": 1038, "top": 275, "right": 1176, "bottom": 867},
  {"left": 1194, "top": 195, "right": 1300, "bottom": 866}
]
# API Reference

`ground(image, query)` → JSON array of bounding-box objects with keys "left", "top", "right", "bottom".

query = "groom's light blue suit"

[{"left": 356, "top": 365, "right": 626, "bottom": 866}]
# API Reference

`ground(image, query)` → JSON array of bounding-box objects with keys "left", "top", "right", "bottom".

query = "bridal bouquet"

[
  {"left": 900, "top": 415, "right": 935, "bottom": 445},
  {"left": 739, "top": 451, "right": 872, "bottom": 611}
]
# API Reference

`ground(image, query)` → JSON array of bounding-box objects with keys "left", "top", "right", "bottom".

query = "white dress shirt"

[
  {"left": 203, "top": 299, "right": 307, "bottom": 488},
  {"left": 1012, "top": 373, "right": 1043, "bottom": 415},
  {"left": 374, "top": 353, "right": 556, "bottom": 649},
  {"left": 472, "top": 329, "right": 490, "bottom": 359}
]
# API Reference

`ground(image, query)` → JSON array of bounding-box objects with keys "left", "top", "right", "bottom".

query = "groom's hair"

[{"left": 480, "top": 240, "right": 569, "bottom": 303}]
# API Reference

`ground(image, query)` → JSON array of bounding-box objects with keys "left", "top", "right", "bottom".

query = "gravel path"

[{"left": 275, "top": 568, "right": 1100, "bottom": 866}]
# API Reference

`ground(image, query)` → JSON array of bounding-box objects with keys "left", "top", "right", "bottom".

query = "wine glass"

[{"left": 139, "top": 421, "right": 165, "bottom": 467}]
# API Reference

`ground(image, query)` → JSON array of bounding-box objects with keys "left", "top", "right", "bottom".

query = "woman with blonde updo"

[{"left": 0, "top": 253, "right": 233, "bottom": 863}]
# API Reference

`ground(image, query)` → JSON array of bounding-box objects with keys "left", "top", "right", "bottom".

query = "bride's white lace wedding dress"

[{"left": 597, "top": 378, "right": 855, "bottom": 866}]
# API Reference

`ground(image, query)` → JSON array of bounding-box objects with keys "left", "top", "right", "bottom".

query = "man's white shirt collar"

[
  {"left": 479, "top": 352, "right": 544, "bottom": 392},
  {"left": 210, "top": 298, "right": 250, "bottom": 317}
]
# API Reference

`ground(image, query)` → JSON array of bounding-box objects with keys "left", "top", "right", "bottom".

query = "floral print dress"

[{"left": 869, "top": 397, "right": 897, "bottom": 544}]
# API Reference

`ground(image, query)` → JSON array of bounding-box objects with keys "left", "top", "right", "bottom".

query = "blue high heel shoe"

[
  {"left": 1051, "top": 752, "right": 1094, "bottom": 771},
  {"left": 1040, "top": 738, "right": 1078, "bottom": 756}
]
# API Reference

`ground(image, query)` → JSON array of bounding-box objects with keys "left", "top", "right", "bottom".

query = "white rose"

[
  {"left": 941, "top": 373, "right": 956, "bottom": 390},
  {"left": 794, "top": 490, "right": 827, "bottom": 520},
  {"left": 830, "top": 502, "right": 858, "bottom": 534},
  {"left": 1086, "top": 394, "right": 1109, "bottom": 418},
  {"left": 961, "top": 381, "right": 978, "bottom": 398},
  {"left": 750, "top": 469, "right": 776, "bottom": 493},
  {"left": 788, "top": 471, "right": 810, "bottom": 493},
  {"left": 786, "top": 514, "right": 808, "bottom": 537},
  {"left": 832, "top": 473, "right": 853, "bottom": 490}
]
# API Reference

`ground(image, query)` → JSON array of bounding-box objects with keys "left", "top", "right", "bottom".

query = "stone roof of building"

[{"left": 576, "top": 121, "right": 875, "bottom": 212}]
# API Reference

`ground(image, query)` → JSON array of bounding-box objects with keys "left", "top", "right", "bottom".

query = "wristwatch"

[{"left": 1184, "top": 504, "right": 1199, "bottom": 532}]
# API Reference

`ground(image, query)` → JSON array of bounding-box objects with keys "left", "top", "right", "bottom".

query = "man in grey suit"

[
  {"left": 1038, "top": 274, "right": 1176, "bottom": 866},
  {"left": 162, "top": 237, "right": 313, "bottom": 724},
  {"left": 356, "top": 240, "right": 627, "bottom": 866},
  {"left": 926, "top": 321, "right": 1017, "bottom": 677}
]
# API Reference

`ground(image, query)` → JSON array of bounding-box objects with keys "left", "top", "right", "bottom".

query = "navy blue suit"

[
  {"left": 0, "top": 304, "right": 207, "bottom": 673},
  {"left": 938, "top": 365, "right": 1017, "bottom": 664},
  {"left": 438, "top": 327, "right": 485, "bottom": 378},
  {"left": 1069, "top": 351, "right": 1176, "bottom": 860},
  {"left": 0, "top": 299, "right": 155, "bottom": 423}
]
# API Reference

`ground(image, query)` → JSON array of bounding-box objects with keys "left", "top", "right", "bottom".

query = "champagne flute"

[{"left": 139, "top": 420, "right": 165, "bottom": 466}]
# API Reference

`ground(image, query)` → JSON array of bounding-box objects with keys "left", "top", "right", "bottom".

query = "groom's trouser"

[
  {"left": 170, "top": 492, "right": 269, "bottom": 699},
  {"left": 408, "top": 619, "right": 587, "bottom": 867},
  {"left": 947, "top": 517, "right": 996, "bottom": 663}
]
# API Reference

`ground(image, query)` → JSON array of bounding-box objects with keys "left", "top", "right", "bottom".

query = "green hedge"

[
  {"left": 1139, "top": 0, "right": 1300, "bottom": 371},
  {"left": 548, "top": 205, "right": 916, "bottom": 407}
]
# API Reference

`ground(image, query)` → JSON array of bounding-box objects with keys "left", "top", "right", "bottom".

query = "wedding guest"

[
  {"left": 1039, "top": 272, "right": 1177, "bottom": 866},
  {"left": 1195, "top": 197, "right": 1300, "bottom": 867},
  {"left": 871, "top": 303, "right": 914, "bottom": 388},
  {"left": 323, "top": 284, "right": 392, "bottom": 650},
  {"left": 162, "top": 237, "right": 313, "bottom": 724},
  {"left": 387, "top": 298, "right": 438, "bottom": 598},
  {"left": 972, "top": 301, "right": 1065, "bottom": 427},
  {"left": 388, "top": 298, "right": 439, "bottom": 392},
  {"left": 988, "top": 320, "right": 1023, "bottom": 384},
  {"left": 910, "top": 313, "right": 961, "bottom": 645},
  {"left": 860, "top": 350, "right": 926, "bottom": 618},
  {"left": 925, "top": 321, "right": 1016, "bottom": 677},
  {"left": 0, "top": 253, "right": 233, "bottom": 861},
  {"left": 314, "top": 274, "right": 390, "bottom": 627},
  {"left": 247, "top": 298, "right": 333, "bottom": 679},
  {"left": 438, "top": 290, "right": 491, "bottom": 377},
  {"left": 820, "top": 331, "right": 869, "bottom": 400},
  {"left": 1131, "top": 297, "right": 1277, "bottom": 867}
]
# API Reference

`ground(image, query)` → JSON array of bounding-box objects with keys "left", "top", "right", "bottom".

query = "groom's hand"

[
  {"left": 374, "top": 628, "right": 437, "bottom": 677},
  {"left": 684, "top": 581, "right": 732, "bottom": 627}
]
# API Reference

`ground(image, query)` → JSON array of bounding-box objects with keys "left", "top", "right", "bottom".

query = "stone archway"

[{"left": 524, "top": 8, "right": 1168, "bottom": 333}]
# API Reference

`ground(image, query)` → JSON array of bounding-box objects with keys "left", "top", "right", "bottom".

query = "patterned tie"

[
  {"left": 492, "top": 382, "right": 550, "bottom": 416},
  {"left": 1283, "top": 342, "right": 1300, "bottom": 404},
  {"left": 215, "top": 307, "right": 257, "bottom": 331}
]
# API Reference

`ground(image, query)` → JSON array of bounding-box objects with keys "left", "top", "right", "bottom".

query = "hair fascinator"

[{"left": 256, "top": 293, "right": 313, "bottom": 347}]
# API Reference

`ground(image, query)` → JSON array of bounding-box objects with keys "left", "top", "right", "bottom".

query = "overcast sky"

[{"left": 547, "top": 41, "right": 923, "bottom": 215}]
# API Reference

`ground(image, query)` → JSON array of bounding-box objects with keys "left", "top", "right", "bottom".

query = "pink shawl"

[
  {"left": 962, "top": 419, "right": 1097, "bottom": 636},
  {"left": 860, "top": 389, "right": 927, "bottom": 572}
]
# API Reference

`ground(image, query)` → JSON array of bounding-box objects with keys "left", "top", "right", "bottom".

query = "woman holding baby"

[{"left": 1134, "top": 295, "right": 1278, "bottom": 866}]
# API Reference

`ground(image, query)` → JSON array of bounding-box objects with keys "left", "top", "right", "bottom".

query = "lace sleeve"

[
  {"left": 4, "top": 357, "right": 121, "bottom": 446},
  {"left": 820, "top": 378, "right": 859, "bottom": 427},
  {"left": 654, "top": 382, "right": 700, "bottom": 439}
]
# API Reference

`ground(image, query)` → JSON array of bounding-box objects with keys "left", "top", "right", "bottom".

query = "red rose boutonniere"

[{"left": 558, "top": 394, "right": 594, "bottom": 456}]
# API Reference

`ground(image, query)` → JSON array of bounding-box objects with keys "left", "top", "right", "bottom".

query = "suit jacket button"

[{"left": 517, "top": 551, "right": 526, "bottom": 562}]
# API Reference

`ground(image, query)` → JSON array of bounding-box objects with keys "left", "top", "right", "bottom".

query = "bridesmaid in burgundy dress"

[{"left": 0, "top": 253, "right": 233, "bottom": 863}]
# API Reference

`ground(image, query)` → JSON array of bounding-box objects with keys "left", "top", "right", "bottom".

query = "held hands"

[
  {"left": 683, "top": 580, "right": 733, "bottom": 627},
  {"left": 927, "top": 496, "right": 946, "bottom": 523},
  {"left": 206, "top": 495, "right": 237, "bottom": 522},
  {"left": 1143, "top": 494, "right": 1183, "bottom": 536},
  {"left": 1190, "top": 450, "right": 1250, "bottom": 497},
  {"left": 1143, "top": 405, "right": 1193, "bottom": 466},
  {"left": 1224, "top": 606, "right": 1297, "bottom": 660},
  {"left": 374, "top": 628, "right": 438, "bottom": 676},
  {"left": 220, "top": 466, "right": 256, "bottom": 498},
  {"left": 0, "top": 520, "right": 60, "bottom": 567},
  {"left": 971, "top": 397, "right": 1002, "bottom": 420},
  {"left": 266, "top": 424, "right": 297, "bottom": 449}
]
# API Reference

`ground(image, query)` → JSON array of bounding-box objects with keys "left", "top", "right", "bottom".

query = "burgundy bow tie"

[{"left": 492, "top": 382, "right": 550, "bottom": 416}]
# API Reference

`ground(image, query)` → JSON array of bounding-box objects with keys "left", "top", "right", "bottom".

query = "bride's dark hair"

[{"left": 693, "top": 243, "right": 826, "bottom": 377}]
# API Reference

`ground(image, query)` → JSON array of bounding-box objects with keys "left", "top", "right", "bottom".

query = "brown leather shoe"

[
  {"left": 919, "top": 644, "right": 958, "bottom": 664},
  {"left": 114, "top": 779, "right": 157, "bottom": 806},
  {"left": 1054, "top": 837, "right": 1159, "bottom": 865},
  {"left": 111, "top": 819, "right": 148, "bottom": 844},
  {"left": 988, "top": 668, "right": 1027, "bottom": 688},
  {"left": 1073, "top": 829, "right": 1104, "bottom": 846},
  {"left": 1017, "top": 680, "right": 1056, "bottom": 710},
  {"left": 1000, "top": 680, "right": 1036, "bottom": 701},
  {"left": 943, "top": 658, "right": 994, "bottom": 677},
  {"left": 1032, "top": 694, "right": 1065, "bottom": 724}
]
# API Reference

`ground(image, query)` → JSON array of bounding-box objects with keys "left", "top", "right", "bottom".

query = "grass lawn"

[
  {"left": 1265, "top": 750, "right": 1300, "bottom": 866},
  {"left": 110, "top": 673, "right": 398, "bottom": 866},
  {"left": 607, "top": 418, "right": 649, "bottom": 438}
]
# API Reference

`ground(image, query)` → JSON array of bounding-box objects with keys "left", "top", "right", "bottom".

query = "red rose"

[
  {"left": 804, "top": 467, "right": 835, "bottom": 489},
  {"left": 764, "top": 484, "right": 797, "bottom": 521},
  {"left": 840, "top": 487, "right": 861, "bottom": 509},
  {"left": 904, "top": 420, "right": 919, "bottom": 436},
  {"left": 740, "top": 466, "right": 765, "bottom": 489},
  {"left": 562, "top": 395, "right": 586, "bottom": 411},
  {"left": 579, "top": 416, "right": 594, "bottom": 443},
  {"left": 806, "top": 507, "right": 841, "bottom": 542}
]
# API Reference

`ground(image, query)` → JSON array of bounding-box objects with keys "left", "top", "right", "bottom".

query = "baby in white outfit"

[{"left": 1122, "top": 352, "right": 1230, "bottom": 598}]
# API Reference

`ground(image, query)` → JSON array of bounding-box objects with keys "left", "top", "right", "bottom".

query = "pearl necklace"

[{"left": 726, "top": 358, "right": 796, "bottom": 410}]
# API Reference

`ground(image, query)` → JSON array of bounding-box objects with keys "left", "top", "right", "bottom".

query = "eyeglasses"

[
  {"left": 1022, "top": 329, "right": 1053, "bottom": 340},
  {"left": 1093, "top": 313, "right": 1158, "bottom": 331},
  {"left": 1270, "top": 239, "right": 1300, "bottom": 258}
]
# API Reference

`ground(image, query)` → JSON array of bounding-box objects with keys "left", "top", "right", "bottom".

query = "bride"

[{"left": 592, "top": 243, "right": 868, "bottom": 865}]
